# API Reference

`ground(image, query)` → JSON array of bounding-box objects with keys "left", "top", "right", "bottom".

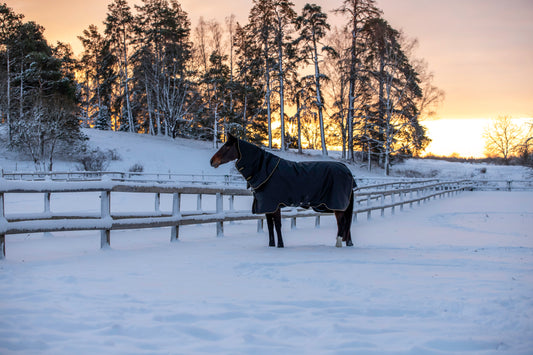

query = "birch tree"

[{"left": 483, "top": 116, "right": 523, "bottom": 162}]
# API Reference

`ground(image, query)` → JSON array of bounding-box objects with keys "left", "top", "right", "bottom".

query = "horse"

[{"left": 210, "top": 134, "right": 357, "bottom": 248}]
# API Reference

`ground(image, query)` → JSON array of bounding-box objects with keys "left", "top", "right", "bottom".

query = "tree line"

[{"left": 1, "top": 0, "right": 444, "bottom": 174}]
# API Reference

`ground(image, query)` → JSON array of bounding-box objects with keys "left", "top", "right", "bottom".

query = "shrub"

[
  {"left": 128, "top": 163, "right": 144, "bottom": 173},
  {"left": 394, "top": 169, "right": 439, "bottom": 178},
  {"left": 77, "top": 149, "right": 110, "bottom": 171}
]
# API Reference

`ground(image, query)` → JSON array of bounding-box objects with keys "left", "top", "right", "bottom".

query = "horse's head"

[{"left": 210, "top": 134, "right": 240, "bottom": 168}]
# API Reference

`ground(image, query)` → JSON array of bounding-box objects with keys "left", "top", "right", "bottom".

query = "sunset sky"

[{"left": 7, "top": 0, "right": 533, "bottom": 157}]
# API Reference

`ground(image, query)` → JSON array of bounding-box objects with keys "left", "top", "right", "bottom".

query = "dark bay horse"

[{"left": 210, "top": 134, "right": 356, "bottom": 248}]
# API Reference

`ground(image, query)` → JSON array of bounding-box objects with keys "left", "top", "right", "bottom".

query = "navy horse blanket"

[{"left": 235, "top": 139, "right": 357, "bottom": 214}]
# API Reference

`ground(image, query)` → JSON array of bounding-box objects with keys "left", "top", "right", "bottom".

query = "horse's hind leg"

[
  {"left": 266, "top": 213, "right": 276, "bottom": 247},
  {"left": 334, "top": 211, "right": 345, "bottom": 248},
  {"left": 273, "top": 209, "right": 284, "bottom": 248},
  {"left": 345, "top": 193, "right": 354, "bottom": 247},
  {"left": 335, "top": 194, "right": 354, "bottom": 247}
]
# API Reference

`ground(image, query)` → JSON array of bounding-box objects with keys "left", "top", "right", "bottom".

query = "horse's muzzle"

[{"left": 210, "top": 157, "right": 219, "bottom": 168}]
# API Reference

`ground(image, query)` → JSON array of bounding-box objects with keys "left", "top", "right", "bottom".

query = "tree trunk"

[
  {"left": 313, "top": 35, "right": 327, "bottom": 156},
  {"left": 6, "top": 49, "right": 11, "bottom": 143},
  {"left": 278, "top": 41, "right": 285, "bottom": 151},
  {"left": 19, "top": 63, "right": 23, "bottom": 120},
  {"left": 144, "top": 75, "right": 155, "bottom": 135},
  {"left": 296, "top": 96, "right": 302, "bottom": 154},
  {"left": 265, "top": 45, "right": 272, "bottom": 149},
  {"left": 122, "top": 27, "right": 134, "bottom": 133},
  {"left": 347, "top": 12, "right": 357, "bottom": 162}
]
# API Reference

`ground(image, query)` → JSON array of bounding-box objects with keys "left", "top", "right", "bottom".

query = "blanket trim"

[{"left": 253, "top": 189, "right": 354, "bottom": 214}]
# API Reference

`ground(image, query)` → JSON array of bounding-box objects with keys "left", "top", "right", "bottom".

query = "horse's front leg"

[{"left": 266, "top": 213, "right": 276, "bottom": 247}]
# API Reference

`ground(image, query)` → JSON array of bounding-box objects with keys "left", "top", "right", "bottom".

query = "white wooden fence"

[{"left": 0, "top": 179, "right": 474, "bottom": 259}]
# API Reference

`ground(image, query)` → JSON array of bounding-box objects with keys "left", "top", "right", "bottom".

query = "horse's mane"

[{"left": 235, "top": 139, "right": 281, "bottom": 190}]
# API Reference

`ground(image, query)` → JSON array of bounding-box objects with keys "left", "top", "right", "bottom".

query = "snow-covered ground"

[
  {"left": 1, "top": 129, "right": 532, "bottom": 354},
  {"left": 1, "top": 191, "right": 532, "bottom": 354}
]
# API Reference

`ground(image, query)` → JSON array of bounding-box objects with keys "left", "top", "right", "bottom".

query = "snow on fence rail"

[
  {"left": 0, "top": 169, "right": 245, "bottom": 185},
  {"left": 0, "top": 180, "right": 472, "bottom": 258}
]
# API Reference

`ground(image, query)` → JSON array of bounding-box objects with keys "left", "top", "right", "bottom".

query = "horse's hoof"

[
  {"left": 269, "top": 243, "right": 275, "bottom": 247},
  {"left": 335, "top": 236, "right": 343, "bottom": 248},
  {"left": 346, "top": 240, "right": 354, "bottom": 247},
  {"left": 277, "top": 244, "right": 284, "bottom": 248}
]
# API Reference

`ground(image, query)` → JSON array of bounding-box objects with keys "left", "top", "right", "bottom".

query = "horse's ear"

[{"left": 227, "top": 133, "right": 237, "bottom": 143}]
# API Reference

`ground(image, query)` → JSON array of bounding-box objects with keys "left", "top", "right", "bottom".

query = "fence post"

[
  {"left": 197, "top": 194, "right": 202, "bottom": 211},
  {"left": 100, "top": 190, "right": 111, "bottom": 249},
  {"left": 44, "top": 192, "right": 51, "bottom": 214},
  {"left": 171, "top": 192, "right": 181, "bottom": 242},
  {"left": 1, "top": 192, "right": 5, "bottom": 259},
  {"left": 154, "top": 192, "right": 161, "bottom": 213},
  {"left": 291, "top": 216, "right": 297, "bottom": 230},
  {"left": 229, "top": 195, "right": 235, "bottom": 225},
  {"left": 216, "top": 192, "right": 224, "bottom": 237},
  {"left": 366, "top": 195, "right": 372, "bottom": 220}
]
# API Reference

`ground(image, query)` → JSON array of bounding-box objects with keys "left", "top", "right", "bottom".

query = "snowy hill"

[{"left": 1, "top": 128, "right": 531, "bottom": 182}]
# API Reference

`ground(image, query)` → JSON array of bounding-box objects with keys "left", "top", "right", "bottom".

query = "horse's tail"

[
  {"left": 339, "top": 190, "right": 355, "bottom": 244},
  {"left": 347, "top": 189, "right": 354, "bottom": 218},
  {"left": 352, "top": 177, "right": 358, "bottom": 190}
]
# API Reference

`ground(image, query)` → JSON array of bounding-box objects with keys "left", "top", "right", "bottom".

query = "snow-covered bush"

[{"left": 76, "top": 149, "right": 110, "bottom": 171}]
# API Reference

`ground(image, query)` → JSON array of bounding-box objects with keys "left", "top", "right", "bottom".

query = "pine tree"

[
  {"left": 79, "top": 24, "right": 116, "bottom": 130},
  {"left": 234, "top": 23, "right": 267, "bottom": 143},
  {"left": 104, "top": 0, "right": 135, "bottom": 132},
  {"left": 363, "top": 17, "right": 423, "bottom": 175},
  {"left": 134, "top": 0, "right": 193, "bottom": 137},
  {"left": 295, "top": 3, "right": 331, "bottom": 156},
  {"left": 0, "top": 3, "right": 23, "bottom": 143},
  {"left": 272, "top": 0, "right": 296, "bottom": 151},
  {"left": 334, "top": 0, "right": 381, "bottom": 161},
  {"left": 9, "top": 22, "right": 82, "bottom": 171},
  {"left": 202, "top": 51, "right": 230, "bottom": 147},
  {"left": 247, "top": 0, "right": 277, "bottom": 148}
]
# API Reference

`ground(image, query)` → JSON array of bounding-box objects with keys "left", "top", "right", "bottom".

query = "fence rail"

[
  {"left": 0, "top": 179, "right": 474, "bottom": 259},
  {"left": 4, "top": 169, "right": 533, "bottom": 191},
  {"left": 470, "top": 179, "right": 533, "bottom": 191}
]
